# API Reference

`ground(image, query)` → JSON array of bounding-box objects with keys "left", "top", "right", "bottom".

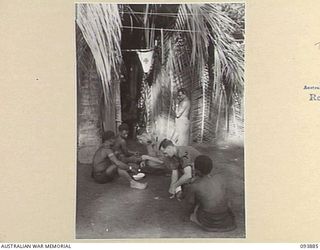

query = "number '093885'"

[{"left": 300, "top": 244, "right": 319, "bottom": 248}]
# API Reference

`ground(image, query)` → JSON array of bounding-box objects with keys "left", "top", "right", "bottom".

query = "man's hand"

[
  {"left": 169, "top": 183, "right": 176, "bottom": 195},
  {"left": 129, "top": 163, "right": 140, "bottom": 174},
  {"left": 139, "top": 161, "right": 146, "bottom": 169}
]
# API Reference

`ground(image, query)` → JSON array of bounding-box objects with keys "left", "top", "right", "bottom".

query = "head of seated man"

[
  {"left": 102, "top": 130, "right": 116, "bottom": 146},
  {"left": 194, "top": 155, "right": 213, "bottom": 177},
  {"left": 118, "top": 123, "right": 129, "bottom": 139}
]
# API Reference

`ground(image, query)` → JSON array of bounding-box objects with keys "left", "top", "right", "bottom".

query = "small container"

[{"left": 132, "top": 173, "right": 145, "bottom": 181}]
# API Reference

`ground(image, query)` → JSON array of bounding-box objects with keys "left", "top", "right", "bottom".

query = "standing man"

[
  {"left": 187, "top": 155, "right": 236, "bottom": 232},
  {"left": 175, "top": 88, "right": 191, "bottom": 146},
  {"left": 92, "top": 130, "right": 147, "bottom": 189},
  {"left": 113, "top": 123, "right": 142, "bottom": 166},
  {"left": 159, "top": 139, "right": 200, "bottom": 197}
]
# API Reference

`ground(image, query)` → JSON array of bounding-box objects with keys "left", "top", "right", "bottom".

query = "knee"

[{"left": 106, "top": 165, "right": 118, "bottom": 176}]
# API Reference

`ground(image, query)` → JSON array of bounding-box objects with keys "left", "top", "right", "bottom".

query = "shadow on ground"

[{"left": 76, "top": 143, "right": 245, "bottom": 239}]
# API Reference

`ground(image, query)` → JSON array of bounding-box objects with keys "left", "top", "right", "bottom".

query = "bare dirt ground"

[{"left": 76, "top": 142, "right": 245, "bottom": 239}]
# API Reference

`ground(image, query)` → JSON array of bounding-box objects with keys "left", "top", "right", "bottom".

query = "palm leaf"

[
  {"left": 176, "top": 4, "right": 244, "bottom": 141},
  {"left": 76, "top": 4, "right": 122, "bottom": 105},
  {"left": 76, "top": 4, "right": 123, "bottom": 132}
]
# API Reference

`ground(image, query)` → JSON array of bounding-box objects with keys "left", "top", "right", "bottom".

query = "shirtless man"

[
  {"left": 159, "top": 139, "right": 200, "bottom": 197},
  {"left": 187, "top": 155, "right": 236, "bottom": 232},
  {"left": 113, "top": 123, "right": 141, "bottom": 166},
  {"left": 92, "top": 130, "right": 147, "bottom": 189},
  {"left": 175, "top": 88, "right": 191, "bottom": 146}
]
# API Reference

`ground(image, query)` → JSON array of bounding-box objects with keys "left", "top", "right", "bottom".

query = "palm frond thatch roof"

[{"left": 76, "top": 4, "right": 122, "bottom": 104}]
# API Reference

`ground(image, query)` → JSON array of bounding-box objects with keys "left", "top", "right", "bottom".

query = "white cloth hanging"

[{"left": 137, "top": 50, "right": 154, "bottom": 73}]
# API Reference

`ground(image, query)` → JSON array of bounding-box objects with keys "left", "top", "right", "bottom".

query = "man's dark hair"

[
  {"left": 194, "top": 155, "right": 213, "bottom": 175},
  {"left": 158, "top": 138, "right": 174, "bottom": 150},
  {"left": 118, "top": 123, "right": 129, "bottom": 132},
  {"left": 177, "top": 88, "right": 186, "bottom": 95},
  {"left": 102, "top": 130, "right": 115, "bottom": 142}
]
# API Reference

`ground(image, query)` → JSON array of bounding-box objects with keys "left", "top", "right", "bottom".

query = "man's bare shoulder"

[
  {"left": 114, "top": 136, "right": 125, "bottom": 145},
  {"left": 190, "top": 178, "right": 203, "bottom": 192},
  {"left": 193, "top": 175, "right": 217, "bottom": 191},
  {"left": 98, "top": 145, "right": 113, "bottom": 157}
]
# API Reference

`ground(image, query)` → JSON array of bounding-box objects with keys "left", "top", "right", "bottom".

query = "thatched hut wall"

[
  {"left": 77, "top": 61, "right": 122, "bottom": 164},
  {"left": 76, "top": 26, "right": 121, "bottom": 164},
  {"left": 77, "top": 53, "right": 103, "bottom": 164}
]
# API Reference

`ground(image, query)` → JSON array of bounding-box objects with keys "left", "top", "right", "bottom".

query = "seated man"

[
  {"left": 187, "top": 155, "right": 236, "bottom": 232},
  {"left": 113, "top": 123, "right": 142, "bottom": 166},
  {"left": 92, "top": 130, "right": 147, "bottom": 190},
  {"left": 159, "top": 139, "right": 201, "bottom": 197}
]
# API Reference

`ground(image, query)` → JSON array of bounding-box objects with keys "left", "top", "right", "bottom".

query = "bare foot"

[{"left": 190, "top": 213, "right": 197, "bottom": 223}]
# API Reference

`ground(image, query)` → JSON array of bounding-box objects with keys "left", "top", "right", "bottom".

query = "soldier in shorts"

[
  {"left": 159, "top": 139, "right": 201, "bottom": 197},
  {"left": 92, "top": 130, "right": 147, "bottom": 190}
]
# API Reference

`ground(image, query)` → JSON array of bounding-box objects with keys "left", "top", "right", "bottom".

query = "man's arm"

[
  {"left": 119, "top": 139, "right": 134, "bottom": 156},
  {"left": 141, "top": 155, "right": 164, "bottom": 164},
  {"left": 171, "top": 165, "right": 192, "bottom": 189},
  {"left": 184, "top": 184, "right": 197, "bottom": 214},
  {"left": 169, "top": 169, "right": 179, "bottom": 194},
  {"left": 120, "top": 139, "right": 141, "bottom": 156},
  {"left": 185, "top": 184, "right": 195, "bottom": 204},
  {"left": 108, "top": 153, "right": 130, "bottom": 171}
]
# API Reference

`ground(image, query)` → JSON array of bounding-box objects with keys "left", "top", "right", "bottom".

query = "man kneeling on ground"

[
  {"left": 92, "top": 130, "right": 147, "bottom": 190},
  {"left": 159, "top": 139, "right": 200, "bottom": 198},
  {"left": 187, "top": 155, "right": 236, "bottom": 232}
]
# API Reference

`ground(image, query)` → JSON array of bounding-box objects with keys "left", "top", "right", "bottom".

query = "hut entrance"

[
  {"left": 119, "top": 9, "right": 157, "bottom": 139},
  {"left": 119, "top": 52, "right": 144, "bottom": 139}
]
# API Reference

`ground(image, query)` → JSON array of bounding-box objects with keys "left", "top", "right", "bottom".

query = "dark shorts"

[
  {"left": 92, "top": 165, "right": 118, "bottom": 184},
  {"left": 195, "top": 207, "right": 236, "bottom": 232}
]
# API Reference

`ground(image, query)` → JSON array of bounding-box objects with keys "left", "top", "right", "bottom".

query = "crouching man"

[
  {"left": 92, "top": 130, "right": 147, "bottom": 190},
  {"left": 187, "top": 155, "right": 236, "bottom": 232},
  {"left": 159, "top": 139, "right": 200, "bottom": 198}
]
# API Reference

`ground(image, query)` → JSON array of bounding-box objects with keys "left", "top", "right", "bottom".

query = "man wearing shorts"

[
  {"left": 92, "top": 130, "right": 147, "bottom": 189},
  {"left": 159, "top": 139, "right": 200, "bottom": 196},
  {"left": 187, "top": 155, "right": 236, "bottom": 232}
]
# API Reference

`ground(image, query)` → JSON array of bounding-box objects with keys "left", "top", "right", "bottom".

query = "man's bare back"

[{"left": 192, "top": 172, "right": 228, "bottom": 214}]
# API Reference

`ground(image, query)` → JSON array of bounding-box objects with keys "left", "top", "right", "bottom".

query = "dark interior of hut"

[{"left": 119, "top": 4, "right": 180, "bottom": 139}]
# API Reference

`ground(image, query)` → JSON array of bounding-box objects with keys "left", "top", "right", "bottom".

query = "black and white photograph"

[{"left": 76, "top": 3, "right": 245, "bottom": 239}]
